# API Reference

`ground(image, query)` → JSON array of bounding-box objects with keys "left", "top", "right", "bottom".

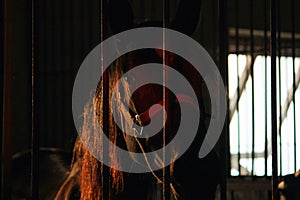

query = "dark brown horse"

[{"left": 13, "top": 1, "right": 221, "bottom": 199}]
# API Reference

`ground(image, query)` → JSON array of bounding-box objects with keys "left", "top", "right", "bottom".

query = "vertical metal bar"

[
  {"left": 100, "top": 0, "right": 109, "bottom": 199},
  {"left": 100, "top": 1, "right": 104, "bottom": 198},
  {"left": 270, "top": 0, "right": 278, "bottom": 199},
  {"left": 100, "top": 0, "right": 104, "bottom": 198},
  {"left": 2, "top": 0, "right": 13, "bottom": 198},
  {"left": 31, "top": 0, "right": 39, "bottom": 198},
  {"left": 264, "top": 0, "right": 269, "bottom": 177},
  {"left": 291, "top": 0, "right": 297, "bottom": 173},
  {"left": 277, "top": 0, "right": 282, "bottom": 177},
  {"left": 219, "top": 0, "right": 228, "bottom": 199},
  {"left": 235, "top": 0, "right": 241, "bottom": 176},
  {"left": 250, "top": 0, "right": 255, "bottom": 177}
]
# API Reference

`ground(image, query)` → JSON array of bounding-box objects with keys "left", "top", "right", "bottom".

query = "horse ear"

[
  {"left": 107, "top": 0, "right": 134, "bottom": 34},
  {"left": 170, "top": 0, "right": 202, "bottom": 36}
]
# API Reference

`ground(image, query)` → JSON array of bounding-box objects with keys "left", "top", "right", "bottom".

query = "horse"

[{"left": 14, "top": 0, "right": 222, "bottom": 199}]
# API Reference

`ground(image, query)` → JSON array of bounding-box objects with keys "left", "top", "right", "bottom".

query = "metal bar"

[
  {"left": 277, "top": 0, "right": 282, "bottom": 177},
  {"left": 1, "top": 0, "right": 13, "bottom": 198},
  {"left": 250, "top": 0, "right": 255, "bottom": 177},
  {"left": 100, "top": 0, "right": 109, "bottom": 199},
  {"left": 231, "top": 152, "right": 268, "bottom": 159},
  {"left": 264, "top": 0, "right": 269, "bottom": 177},
  {"left": 219, "top": 0, "right": 228, "bottom": 199},
  {"left": 100, "top": 0, "right": 105, "bottom": 198},
  {"left": 291, "top": 0, "right": 297, "bottom": 173},
  {"left": 228, "top": 28, "right": 300, "bottom": 40},
  {"left": 270, "top": 0, "right": 278, "bottom": 199},
  {"left": 235, "top": 0, "right": 241, "bottom": 176}
]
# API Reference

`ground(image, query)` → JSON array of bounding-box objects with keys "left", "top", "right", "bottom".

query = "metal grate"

[{"left": 227, "top": 0, "right": 300, "bottom": 199}]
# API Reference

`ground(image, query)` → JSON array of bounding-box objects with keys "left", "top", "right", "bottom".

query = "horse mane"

[{"left": 55, "top": 57, "right": 141, "bottom": 200}]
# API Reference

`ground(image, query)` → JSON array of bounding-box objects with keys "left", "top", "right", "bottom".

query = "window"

[{"left": 228, "top": 54, "right": 300, "bottom": 176}]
